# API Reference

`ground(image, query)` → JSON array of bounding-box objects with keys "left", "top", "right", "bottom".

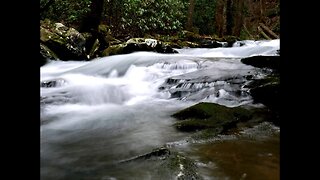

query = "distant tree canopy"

[
  {"left": 41, "top": 0, "right": 187, "bottom": 37},
  {"left": 40, "top": 0, "right": 280, "bottom": 39}
]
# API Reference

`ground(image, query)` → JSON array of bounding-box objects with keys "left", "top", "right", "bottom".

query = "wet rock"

[
  {"left": 40, "top": 43, "right": 59, "bottom": 65},
  {"left": 223, "top": 36, "right": 239, "bottom": 47},
  {"left": 241, "top": 55, "right": 280, "bottom": 71},
  {"left": 245, "top": 75, "right": 280, "bottom": 126},
  {"left": 119, "top": 147, "right": 171, "bottom": 163},
  {"left": 199, "top": 39, "right": 223, "bottom": 48},
  {"left": 250, "top": 83, "right": 280, "bottom": 125},
  {"left": 40, "top": 78, "right": 66, "bottom": 88}
]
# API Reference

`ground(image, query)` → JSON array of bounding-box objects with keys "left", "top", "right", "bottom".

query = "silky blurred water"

[{"left": 41, "top": 39, "right": 280, "bottom": 179}]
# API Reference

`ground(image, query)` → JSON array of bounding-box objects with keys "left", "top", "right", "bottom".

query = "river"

[{"left": 41, "top": 39, "right": 279, "bottom": 180}]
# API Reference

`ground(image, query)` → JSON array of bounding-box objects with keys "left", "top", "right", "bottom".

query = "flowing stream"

[{"left": 41, "top": 39, "right": 280, "bottom": 180}]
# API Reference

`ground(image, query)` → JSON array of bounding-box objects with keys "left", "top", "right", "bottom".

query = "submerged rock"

[
  {"left": 119, "top": 147, "right": 170, "bottom": 163},
  {"left": 119, "top": 147, "right": 202, "bottom": 179}
]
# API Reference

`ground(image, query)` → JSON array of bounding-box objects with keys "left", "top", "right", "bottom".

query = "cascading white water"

[{"left": 40, "top": 39, "right": 279, "bottom": 180}]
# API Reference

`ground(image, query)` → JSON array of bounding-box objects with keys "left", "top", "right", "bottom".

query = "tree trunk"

[
  {"left": 186, "top": 0, "right": 196, "bottom": 31},
  {"left": 232, "top": 0, "right": 245, "bottom": 36},
  {"left": 79, "top": 0, "right": 105, "bottom": 33},
  {"left": 226, "top": 0, "right": 233, "bottom": 35},
  {"left": 214, "top": 0, "right": 225, "bottom": 37},
  {"left": 79, "top": 0, "right": 105, "bottom": 57}
]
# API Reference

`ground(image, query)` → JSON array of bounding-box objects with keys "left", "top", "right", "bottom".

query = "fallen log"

[
  {"left": 258, "top": 26, "right": 272, "bottom": 40},
  {"left": 259, "top": 23, "right": 279, "bottom": 39},
  {"left": 243, "top": 24, "right": 254, "bottom": 39}
]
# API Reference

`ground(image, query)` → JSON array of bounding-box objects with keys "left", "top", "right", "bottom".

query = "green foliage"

[
  {"left": 119, "top": 0, "right": 188, "bottom": 36},
  {"left": 40, "top": 0, "right": 91, "bottom": 27}
]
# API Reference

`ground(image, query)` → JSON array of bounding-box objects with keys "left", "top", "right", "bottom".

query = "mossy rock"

[
  {"left": 40, "top": 22, "right": 87, "bottom": 60},
  {"left": 101, "top": 44, "right": 126, "bottom": 56},
  {"left": 40, "top": 43, "right": 59, "bottom": 60},
  {"left": 172, "top": 102, "right": 252, "bottom": 121},
  {"left": 172, "top": 102, "right": 253, "bottom": 132}
]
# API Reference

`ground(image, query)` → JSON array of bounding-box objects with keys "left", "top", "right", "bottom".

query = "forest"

[{"left": 40, "top": 0, "right": 279, "bottom": 38}]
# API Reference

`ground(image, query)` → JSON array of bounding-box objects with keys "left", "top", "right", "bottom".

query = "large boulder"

[
  {"left": 172, "top": 102, "right": 253, "bottom": 132},
  {"left": 40, "top": 21, "right": 87, "bottom": 60},
  {"left": 171, "top": 102, "right": 278, "bottom": 136}
]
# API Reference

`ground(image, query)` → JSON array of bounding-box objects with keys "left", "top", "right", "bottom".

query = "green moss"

[
  {"left": 174, "top": 119, "right": 216, "bottom": 132},
  {"left": 173, "top": 102, "right": 252, "bottom": 121},
  {"left": 101, "top": 44, "right": 125, "bottom": 56},
  {"left": 172, "top": 102, "right": 253, "bottom": 133}
]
